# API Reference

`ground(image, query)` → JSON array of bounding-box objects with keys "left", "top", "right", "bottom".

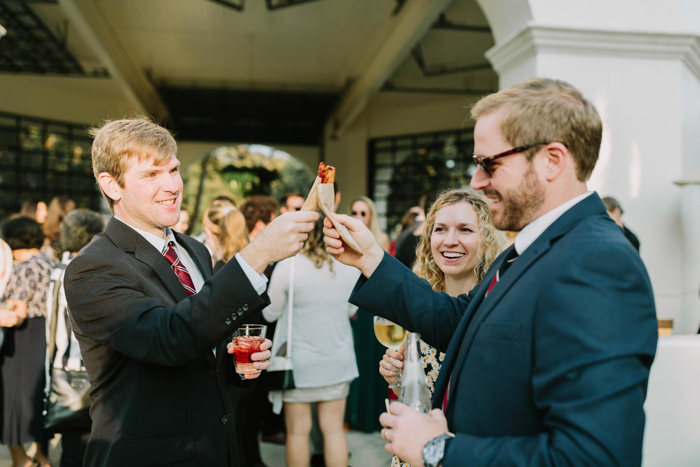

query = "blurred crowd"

[{"left": 0, "top": 180, "right": 640, "bottom": 467}]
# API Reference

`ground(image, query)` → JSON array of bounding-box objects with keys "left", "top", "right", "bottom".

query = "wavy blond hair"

[
  {"left": 413, "top": 190, "right": 507, "bottom": 292},
  {"left": 203, "top": 205, "right": 249, "bottom": 263},
  {"left": 301, "top": 213, "right": 334, "bottom": 272}
]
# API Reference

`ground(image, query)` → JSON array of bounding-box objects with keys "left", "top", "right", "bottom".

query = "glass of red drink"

[{"left": 232, "top": 324, "right": 267, "bottom": 375}]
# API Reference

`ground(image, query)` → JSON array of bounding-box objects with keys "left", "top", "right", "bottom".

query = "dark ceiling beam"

[
  {"left": 382, "top": 82, "right": 493, "bottom": 95},
  {"left": 432, "top": 14, "right": 491, "bottom": 33},
  {"left": 411, "top": 44, "right": 491, "bottom": 77},
  {"left": 266, "top": 0, "right": 324, "bottom": 11},
  {"left": 0, "top": 0, "right": 85, "bottom": 75},
  {"left": 207, "top": 0, "right": 244, "bottom": 12},
  {"left": 160, "top": 86, "right": 338, "bottom": 146}
]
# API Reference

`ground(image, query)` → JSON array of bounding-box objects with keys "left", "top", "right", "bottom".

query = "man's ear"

[
  {"left": 97, "top": 172, "right": 122, "bottom": 204},
  {"left": 541, "top": 142, "right": 569, "bottom": 182}
]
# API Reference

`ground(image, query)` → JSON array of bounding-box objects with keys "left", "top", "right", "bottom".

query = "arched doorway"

[{"left": 181, "top": 144, "right": 315, "bottom": 234}]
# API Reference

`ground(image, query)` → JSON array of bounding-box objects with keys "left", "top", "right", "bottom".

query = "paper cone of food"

[
  {"left": 300, "top": 176, "right": 321, "bottom": 212},
  {"left": 317, "top": 183, "right": 363, "bottom": 255}
]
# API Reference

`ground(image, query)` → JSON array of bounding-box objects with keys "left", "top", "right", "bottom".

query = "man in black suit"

[
  {"left": 64, "top": 117, "right": 318, "bottom": 467},
  {"left": 324, "top": 79, "right": 657, "bottom": 467}
]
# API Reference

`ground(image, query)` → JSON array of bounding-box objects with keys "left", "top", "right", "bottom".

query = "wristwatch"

[{"left": 422, "top": 433, "right": 452, "bottom": 467}]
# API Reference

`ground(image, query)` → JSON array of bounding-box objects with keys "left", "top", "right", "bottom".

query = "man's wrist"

[
  {"left": 239, "top": 242, "right": 269, "bottom": 275},
  {"left": 360, "top": 245, "right": 385, "bottom": 278},
  {"left": 422, "top": 433, "right": 452, "bottom": 467}
]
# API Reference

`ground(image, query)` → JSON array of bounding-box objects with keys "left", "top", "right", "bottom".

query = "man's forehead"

[{"left": 126, "top": 153, "right": 179, "bottom": 170}]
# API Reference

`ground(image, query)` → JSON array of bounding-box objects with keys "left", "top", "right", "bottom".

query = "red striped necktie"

[
  {"left": 442, "top": 247, "right": 519, "bottom": 412},
  {"left": 162, "top": 241, "right": 196, "bottom": 296}
]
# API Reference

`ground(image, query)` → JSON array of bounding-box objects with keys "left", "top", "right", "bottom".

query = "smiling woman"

[{"left": 379, "top": 189, "right": 507, "bottom": 467}]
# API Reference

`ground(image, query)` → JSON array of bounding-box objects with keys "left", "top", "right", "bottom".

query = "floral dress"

[
  {"left": 0, "top": 254, "right": 54, "bottom": 444},
  {"left": 391, "top": 340, "right": 445, "bottom": 467}
]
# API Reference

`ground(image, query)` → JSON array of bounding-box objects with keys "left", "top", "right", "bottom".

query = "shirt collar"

[
  {"left": 514, "top": 191, "right": 594, "bottom": 255},
  {"left": 114, "top": 216, "right": 175, "bottom": 254}
]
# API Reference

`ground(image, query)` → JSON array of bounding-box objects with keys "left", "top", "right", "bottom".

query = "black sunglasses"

[{"left": 472, "top": 141, "right": 568, "bottom": 177}]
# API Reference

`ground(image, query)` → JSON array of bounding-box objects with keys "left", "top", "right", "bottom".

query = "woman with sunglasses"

[
  {"left": 378, "top": 189, "right": 507, "bottom": 467},
  {"left": 350, "top": 196, "right": 390, "bottom": 253}
]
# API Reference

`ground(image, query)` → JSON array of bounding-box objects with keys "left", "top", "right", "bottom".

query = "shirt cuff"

[{"left": 235, "top": 253, "right": 268, "bottom": 295}]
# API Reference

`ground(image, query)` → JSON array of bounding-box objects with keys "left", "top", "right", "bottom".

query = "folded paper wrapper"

[{"left": 300, "top": 177, "right": 363, "bottom": 255}]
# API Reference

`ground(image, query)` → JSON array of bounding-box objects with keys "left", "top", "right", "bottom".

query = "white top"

[
  {"left": 263, "top": 255, "right": 360, "bottom": 388},
  {"left": 514, "top": 191, "right": 594, "bottom": 255}
]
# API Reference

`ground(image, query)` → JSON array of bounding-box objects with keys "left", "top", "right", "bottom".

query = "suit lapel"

[
  {"left": 104, "top": 218, "right": 189, "bottom": 304},
  {"left": 175, "top": 232, "right": 213, "bottom": 281}
]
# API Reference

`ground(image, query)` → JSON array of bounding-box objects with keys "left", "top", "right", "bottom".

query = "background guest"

[
  {"left": 41, "top": 196, "right": 76, "bottom": 262},
  {"left": 378, "top": 190, "right": 506, "bottom": 467},
  {"left": 46, "top": 209, "right": 105, "bottom": 467},
  {"left": 240, "top": 196, "right": 279, "bottom": 240},
  {"left": 395, "top": 190, "right": 439, "bottom": 269},
  {"left": 350, "top": 196, "right": 390, "bottom": 252},
  {"left": 280, "top": 193, "right": 304, "bottom": 214},
  {"left": 603, "top": 196, "right": 640, "bottom": 252},
  {"left": 171, "top": 208, "right": 190, "bottom": 234},
  {"left": 0, "top": 217, "right": 54, "bottom": 467},
  {"left": 202, "top": 205, "right": 250, "bottom": 272},
  {"left": 232, "top": 195, "right": 285, "bottom": 466},
  {"left": 19, "top": 198, "right": 48, "bottom": 225},
  {"left": 263, "top": 214, "right": 360, "bottom": 467},
  {"left": 390, "top": 207, "right": 421, "bottom": 256}
]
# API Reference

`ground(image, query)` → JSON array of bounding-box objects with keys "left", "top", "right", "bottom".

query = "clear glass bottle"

[{"left": 399, "top": 332, "right": 432, "bottom": 414}]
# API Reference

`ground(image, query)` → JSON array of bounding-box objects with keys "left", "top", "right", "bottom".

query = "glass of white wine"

[{"left": 373, "top": 316, "right": 408, "bottom": 389}]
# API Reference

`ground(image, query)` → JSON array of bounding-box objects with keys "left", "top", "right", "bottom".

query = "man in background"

[
  {"left": 280, "top": 193, "right": 304, "bottom": 214},
  {"left": 240, "top": 196, "right": 279, "bottom": 240},
  {"left": 603, "top": 196, "right": 640, "bottom": 252}
]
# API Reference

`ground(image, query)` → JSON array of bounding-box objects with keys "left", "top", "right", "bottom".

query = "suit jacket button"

[
  {"left": 225, "top": 318, "right": 232, "bottom": 325},
  {"left": 242, "top": 304, "right": 249, "bottom": 311},
  {"left": 221, "top": 415, "right": 228, "bottom": 424},
  {"left": 237, "top": 310, "right": 244, "bottom": 316}
]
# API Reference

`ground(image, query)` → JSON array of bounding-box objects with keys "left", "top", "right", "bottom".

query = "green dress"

[{"left": 344, "top": 308, "right": 388, "bottom": 432}]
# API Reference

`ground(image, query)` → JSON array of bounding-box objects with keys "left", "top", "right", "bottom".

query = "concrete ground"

[{"left": 0, "top": 430, "right": 390, "bottom": 467}]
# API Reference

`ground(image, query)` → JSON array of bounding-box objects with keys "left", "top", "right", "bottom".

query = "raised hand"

[
  {"left": 240, "top": 211, "right": 319, "bottom": 274},
  {"left": 379, "top": 346, "right": 404, "bottom": 388},
  {"left": 227, "top": 338, "right": 272, "bottom": 380},
  {"left": 323, "top": 213, "right": 384, "bottom": 278}
]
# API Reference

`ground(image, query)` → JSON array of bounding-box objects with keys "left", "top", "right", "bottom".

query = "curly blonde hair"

[{"left": 413, "top": 190, "right": 507, "bottom": 292}]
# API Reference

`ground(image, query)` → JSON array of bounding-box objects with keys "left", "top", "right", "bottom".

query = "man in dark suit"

[
  {"left": 324, "top": 78, "right": 657, "bottom": 467},
  {"left": 64, "top": 118, "right": 318, "bottom": 467}
]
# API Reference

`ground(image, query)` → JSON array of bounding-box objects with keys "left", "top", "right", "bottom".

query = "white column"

[{"left": 479, "top": 1, "right": 700, "bottom": 332}]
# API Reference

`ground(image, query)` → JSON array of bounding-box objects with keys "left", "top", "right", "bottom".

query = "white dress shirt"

[{"left": 514, "top": 191, "right": 594, "bottom": 256}]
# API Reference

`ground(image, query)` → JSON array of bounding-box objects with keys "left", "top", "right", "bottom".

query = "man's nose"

[
  {"left": 163, "top": 173, "right": 182, "bottom": 193},
  {"left": 470, "top": 167, "right": 489, "bottom": 190}
]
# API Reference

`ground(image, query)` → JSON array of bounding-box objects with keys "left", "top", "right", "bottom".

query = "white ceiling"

[{"left": 32, "top": 0, "right": 496, "bottom": 93}]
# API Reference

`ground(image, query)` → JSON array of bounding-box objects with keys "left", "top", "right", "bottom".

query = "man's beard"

[{"left": 491, "top": 164, "right": 545, "bottom": 232}]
